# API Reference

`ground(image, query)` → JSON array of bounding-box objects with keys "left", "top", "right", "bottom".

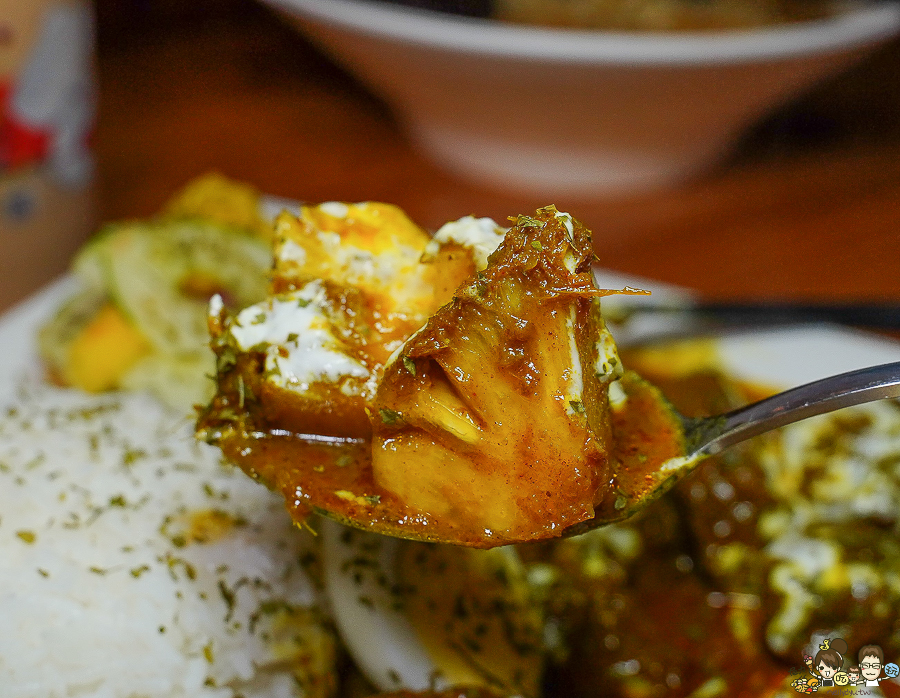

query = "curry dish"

[
  {"left": 197, "top": 205, "right": 685, "bottom": 547},
  {"left": 25, "top": 181, "right": 900, "bottom": 696}
]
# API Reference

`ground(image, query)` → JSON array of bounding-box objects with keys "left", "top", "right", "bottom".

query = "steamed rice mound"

[{"left": 0, "top": 381, "right": 335, "bottom": 698}]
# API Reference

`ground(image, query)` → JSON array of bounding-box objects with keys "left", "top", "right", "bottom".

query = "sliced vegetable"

[
  {"left": 79, "top": 219, "right": 271, "bottom": 354},
  {"left": 41, "top": 212, "right": 272, "bottom": 410}
]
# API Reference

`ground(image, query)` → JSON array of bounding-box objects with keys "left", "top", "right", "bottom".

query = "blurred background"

[{"left": 9, "top": 0, "right": 900, "bottom": 307}]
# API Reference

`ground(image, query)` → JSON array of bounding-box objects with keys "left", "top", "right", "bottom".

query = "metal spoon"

[
  {"left": 568, "top": 360, "right": 900, "bottom": 536},
  {"left": 681, "top": 360, "right": 900, "bottom": 457}
]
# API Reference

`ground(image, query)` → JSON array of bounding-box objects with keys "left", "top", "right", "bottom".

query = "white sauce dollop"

[
  {"left": 230, "top": 282, "right": 369, "bottom": 391},
  {"left": 425, "top": 216, "right": 506, "bottom": 270}
]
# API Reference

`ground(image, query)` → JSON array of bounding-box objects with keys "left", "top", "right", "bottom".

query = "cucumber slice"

[{"left": 82, "top": 220, "right": 272, "bottom": 353}]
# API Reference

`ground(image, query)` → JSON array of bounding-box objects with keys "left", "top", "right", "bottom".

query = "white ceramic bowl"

[{"left": 264, "top": 0, "right": 900, "bottom": 197}]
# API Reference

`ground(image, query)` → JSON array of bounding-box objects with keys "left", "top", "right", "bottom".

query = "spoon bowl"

[
  {"left": 684, "top": 360, "right": 900, "bottom": 457},
  {"left": 567, "top": 360, "right": 900, "bottom": 536}
]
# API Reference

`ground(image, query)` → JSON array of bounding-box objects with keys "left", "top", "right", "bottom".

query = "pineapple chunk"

[
  {"left": 371, "top": 207, "right": 624, "bottom": 541},
  {"left": 62, "top": 303, "right": 151, "bottom": 392}
]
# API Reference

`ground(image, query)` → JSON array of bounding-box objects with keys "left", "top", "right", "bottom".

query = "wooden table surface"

[{"left": 87, "top": 0, "right": 900, "bottom": 308}]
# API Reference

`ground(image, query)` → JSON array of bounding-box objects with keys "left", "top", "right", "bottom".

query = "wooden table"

[{"left": 84, "top": 0, "right": 900, "bottom": 309}]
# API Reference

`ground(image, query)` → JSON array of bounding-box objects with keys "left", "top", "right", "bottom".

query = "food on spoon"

[
  {"left": 199, "top": 205, "right": 686, "bottom": 546},
  {"left": 38, "top": 175, "right": 272, "bottom": 411},
  {"left": 11, "top": 174, "right": 900, "bottom": 698}
]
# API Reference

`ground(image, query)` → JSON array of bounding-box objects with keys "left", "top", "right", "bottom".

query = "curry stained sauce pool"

[{"left": 202, "top": 368, "right": 686, "bottom": 548}]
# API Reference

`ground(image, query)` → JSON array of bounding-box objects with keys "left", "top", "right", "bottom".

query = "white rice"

[{"left": 0, "top": 379, "right": 333, "bottom": 698}]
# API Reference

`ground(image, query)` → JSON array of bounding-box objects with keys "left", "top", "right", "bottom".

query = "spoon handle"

[{"left": 687, "top": 361, "right": 900, "bottom": 456}]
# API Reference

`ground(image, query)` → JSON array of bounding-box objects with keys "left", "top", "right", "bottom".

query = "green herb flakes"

[
  {"left": 16, "top": 530, "right": 36, "bottom": 544},
  {"left": 379, "top": 408, "right": 402, "bottom": 425}
]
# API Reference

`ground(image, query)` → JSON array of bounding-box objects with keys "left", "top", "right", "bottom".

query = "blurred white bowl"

[{"left": 264, "top": 0, "right": 900, "bottom": 197}]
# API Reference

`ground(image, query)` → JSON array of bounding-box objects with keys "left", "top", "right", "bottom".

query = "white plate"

[{"left": 4, "top": 268, "right": 900, "bottom": 694}]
